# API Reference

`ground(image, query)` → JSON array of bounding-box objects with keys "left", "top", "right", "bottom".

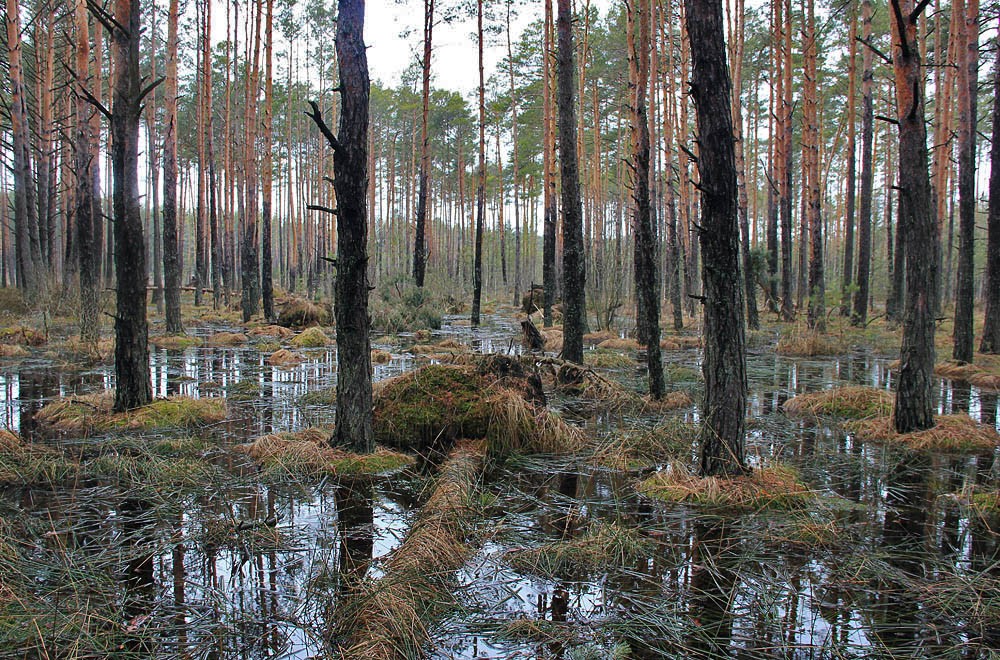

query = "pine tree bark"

[
  {"left": 630, "top": 0, "right": 664, "bottom": 398},
  {"left": 981, "top": 16, "right": 1000, "bottom": 354},
  {"left": 413, "top": 0, "right": 434, "bottom": 288},
  {"left": 471, "top": 0, "right": 486, "bottom": 326},
  {"left": 108, "top": 0, "right": 153, "bottom": 412},
  {"left": 891, "top": 0, "right": 937, "bottom": 433},
  {"left": 542, "top": 0, "right": 557, "bottom": 328},
  {"left": 804, "top": 0, "right": 825, "bottom": 331},
  {"left": 852, "top": 0, "right": 875, "bottom": 326},
  {"left": 261, "top": 0, "right": 276, "bottom": 322},
  {"left": 556, "top": 0, "right": 585, "bottom": 365},
  {"left": 75, "top": 0, "right": 100, "bottom": 345},
  {"left": 162, "top": 0, "right": 183, "bottom": 334},
  {"left": 952, "top": 0, "right": 978, "bottom": 364},
  {"left": 841, "top": 7, "right": 858, "bottom": 316},
  {"left": 686, "top": 0, "right": 747, "bottom": 477},
  {"left": 242, "top": 0, "right": 263, "bottom": 322},
  {"left": 779, "top": 0, "right": 795, "bottom": 321},
  {"left": 307, "top": 0, "right": 373, "bottom": 453}
]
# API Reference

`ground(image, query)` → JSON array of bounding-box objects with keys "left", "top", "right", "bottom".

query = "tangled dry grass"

[
  {"left": 638, "top": 463, "right": 815, "bottom": 510},
  {"left": 848, "top": 414, "right": 1000, "bottom": 452},
  {"left": 35, "top": 393, "right": 226, "bottom": 436},
  {"left": 782, "top": 386, "right": 893, "bottom": 419}
]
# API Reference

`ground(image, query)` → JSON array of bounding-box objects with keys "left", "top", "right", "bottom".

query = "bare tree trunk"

[
  {"left": 981, "top": 16, "right": 1000, "bottom": 354},
  {"left": 891, "top": 0, "right": 937, "bottom": 433},
  {"left": 308, "top": 0, "right": 373, "bottom": 452},
  {"left": 261, "top": 0, "right": 276, "bottom": 322},
  {"left": 75, "top": 0, "right": 100, "bottom": 345},
  {"left": 507, "top": 0, "right": 521, "bottom": 306},
  {"left": 686, "top": 0, "right": 747, "bottom": 477},
  {"left": 556, "top": 0, "right": 585, "bottom": 364},
  {"left": 804, "top": 0, "right": 825, "bottom": 331},
  {"left": 852, "top": 0, "right": 875, "bottom": 326},
  {"left": 952, "top": 0, "right": 978, "bottom": 364},
  {"left": 542, "top": 0, "right": 557, "bottom": 328},
  {"left": 841, "top": 7, "right": 858, "bottom": 316},
  {"left": 107, "top": 0, "right": 153, "bottom": 412},
  {"left": 471, "top": 0, "right": 486, "bottom": 326},
  {"left": 242, "top": 0, "right": 263, "bottom": 321},
  {"left": 779, "top": 0, "right": 794, "bottom": 321}
]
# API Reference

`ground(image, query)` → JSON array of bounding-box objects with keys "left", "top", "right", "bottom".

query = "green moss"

[
  {"left": 254, "top": 339, "right": 281, "bottom": 353},
  {"left": 227, "top": 379, "right": 262, "bottom": 401},
  {"left": 970, "top": 490, "right": 1000, "bottom": 514},
  {"left": 290, "top": 327, "right": 331, "bottom": 348},
  {"left": 298, "top": 386, "right": 336, "bottom": 406},
  {"left": 150, "top": 334, "right": 202, "bottom": 350},
  {"left": 0, "top": 325, "right": 45, "bottom": 346},
  {"left": 584, "top": 348, "right": 633, "bottom": 369}
]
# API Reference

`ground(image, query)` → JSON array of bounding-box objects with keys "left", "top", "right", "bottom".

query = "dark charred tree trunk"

[
  {"left": 471, "top": 0, "right": 486, "bottom": 326},
  {"left": 804, "top": 0, "right": 824, "bottom": 331},
  {"left": 766, "top": 190, "right": 779, "bottom": 312},
  {"left": 107, "top": 0, "right": 153, "bottom": 412},
  {"left": 852, "top": 0, "right": 875, "bottom": 326},
  {"left": 686, "top": 0, "right": 747, "bottom": 476},
  {"left": 413, "top": 0, "right": 433, "bottom": 288},
  {"left": 841, "top": 8, "right": 858, "bottom": 317},
  {"left": 163, "top": 0, "right": 183, "bottom": 334},
  {"left": 556, "top": 0, "right": 585, "bottom": 365},
  {"left": 630, "top": 0, "right": 664, "bottom": 398},
  {"left": 981, "top": 16, "right": 1000, "bottom": 354},
  {"left": 75, "top": 0, "right": 100, "bottom": 345},
  {"left": 891, "top": 0, "right": 937, "bottom": 433},
  {"left": 307, "top": 0, "right": 373, "bottom": 453},
  {"left": 952, "top": 0, "right": 978, "bottom": 364}
]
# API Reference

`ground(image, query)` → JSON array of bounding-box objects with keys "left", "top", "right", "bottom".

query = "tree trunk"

[
  {"left": 471, "top": 0, "right": 486, "bottom": 326},
  {"left": 542, "top": 0, "right": 557, "bottom": 328},
  {"left": 686, "top": 0, "right": 747, "bottom": 477},
  {"left": 891, "top": 0, "right": 937, "bottom": 433},
  {"left": 308, "top": 0, "right": 373, "bottom": 453},
  {"left": 779, "top": 0, "right": 794, "bottom": 322},
  {"left": 981, "top": 16, "right": 1000, "bottom": 354},
  {"left": 261, "top": 0, "right": 276, "bottom": 323},
  {"left": 630, "top": 0, "right": 664, "bottom": 398},
  {"left": 852, "top": 0, "right": 875, "bottom": 326},
  {"left": 75, "top": 0, "right": 100, "bottom": 346},
  {"left": 108, "top": 0, "right": 153, "bottom": 412},
  {"left": 242, "top": 0, "right": 263, "bottom": 322},
  {"left": 841, "top": 7, "right": 858, "bottom": 316},
  {"left": 952, "top": 0, "right": 978, "bottom": 364},
  {"left": 162, "top": 0, "right": 183, "bottom": 334},
  {"left": 556, "top": 0, "right": 585, "bottom": 365},
  {"left": 804, "top": 0, "right": 825, "bottom": 332},
  {"left": 413, "top": 0, "right": 433, "bottom": 288}
]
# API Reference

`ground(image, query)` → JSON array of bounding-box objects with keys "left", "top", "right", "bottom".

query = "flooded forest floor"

[{"left": 0, "top": 291, "right": 998, "bottom": 659}]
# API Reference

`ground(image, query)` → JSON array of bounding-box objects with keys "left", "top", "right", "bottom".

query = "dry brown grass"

[
  {"left": 247, "top": 324, "right": 295, "bottom": 339},
  {"left": 35, "top": 393, "right": 227, "bottom": 436},
  {"left": 266, "top": 349, "right": 303, "bottom": 366},
  {"left": 506, "top": 521, "right": 652, "bottom": 577},
  {"left": 848, "top": 414, "right": 1000, "bottom": 452},
  {"left": 782, "top": 386, "right": 892, "bottom": 419},
  {"left": 207, "top": 332, "right": 248, "bottom": 347},
  {"left": 542, "top": 328, "right": 563, "bottom": 352},
  {"left": 934, "top": 359, "right": 1000, "bottom": 391},
  {"left": 371, "top": 349, "right": 392, "bottom": 364},
  {"left": 598, "top": 337, "right": 641, "bottom": 351},
  {"left": 583, "top": 330, "right": 617, "bottom": 345},
  {"left": 0, "top": 325, "right": 45, "bottom": 346},
  {"left": 409, "top": 339, "right": 468, "bottom": 355},
  {"left": 638, "top": 463, "right": 814, "bottom": 509},
  {"left": 150, "top": 334, "right": 201, "bottom": 350},
  {"left": 0, "top": 344, "right": 29, "bottom": 358},
  {"left": 277, "top": 297, "right": 332, "bottom": 328},
  {"left": 661, "top": 335, "right": 702, "bottom": 350},
  {"left": 335, "top": 442, "right": 485, "bottom": 660},
  {"left": 0, "top": 430, "right": 20, "bottom": 452}
]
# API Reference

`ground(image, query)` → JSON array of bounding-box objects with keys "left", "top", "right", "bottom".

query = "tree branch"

[
  {"left": 856, "top": 36, "right": 892, "bottom": 64},
  {"left": 306, "top": 100, "right": 341, "bottom": 152},
  {"left": 307, "top": 204, "right": 338, "bottom": 216}
]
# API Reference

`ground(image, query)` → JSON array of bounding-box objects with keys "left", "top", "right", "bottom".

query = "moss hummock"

[
  {"left": 35, "top": 393, "right": 227, "bottom": 436},
  {"left": 266, "top": 349, "right": 303, "bottom": 366},
  {"left": 240, "top": 427, "right": 413, "bottom": 478},
  {"left": 207, "top": 332, "right": 248, "bottom": 347},
  {"left": 290, "top": 327, "right": 331, "bottom": 348},
  {"left": 150, "top": 334, "right": 201, "bottom": 350}
]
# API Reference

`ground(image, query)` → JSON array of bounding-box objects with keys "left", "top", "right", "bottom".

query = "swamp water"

[{"left": 0, "top": 315, "right": 997, "bottom": 659}]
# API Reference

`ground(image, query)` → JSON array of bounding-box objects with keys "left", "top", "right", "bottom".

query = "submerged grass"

[
  {"left": 505, "top": 521, "right": 652, "bottom": 578},
  {"left": 591, "top": 419, "right": 699, "bottom": 470},
  {"left": 783, "top": 386, "right": 893, "bottom": 419},
  {"left": 849, "top": 414, "right": 1000, "bottom": 452},
  {"left": 35, "top": 393, "right": 227, "bottom": 436},
  {"left": 638, "top": 463, "right": 815, "bottom": 510}
]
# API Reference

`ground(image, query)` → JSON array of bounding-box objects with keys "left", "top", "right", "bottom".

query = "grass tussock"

[
  {"left": 0, "top": 344, "right": 29, "bottom": 358},
  {"left": 371, "top": 349, "right": 392, "bottom": 364},
  {"left": 598, "top": 337, "right": 641, "bottom": 351},
  {"left": 583, "top": 330, "right": 617, "bottom": 345},
  {"left": 591, "top": 419, "right": 698, "bottom": 470},
  {"left": 334, "top": 442, "right": 486, "bottom": 659},
  {"left": 660, "top": 335, "right": 702, "bottom": 350},
  {"left": 266, "top": 349, "right": 303, "bottom": 366},
  {"left": 506, "top": 521, "right": 652, "bottom": 577},
  {"left": 290, "top": 326, "right": 331, "bottom": 348},
  {"left": 239, "top": 427, "right": 413, "bottom": 478},
  {"left": 584, "top": 348, "right": 634, "bottom": 369},
  {"left": 35, "top": 393, "right": 226, "bottom": 436},
  {"left": 247, "top": 324, "right": 295, "bottom": 338},
  {"left": 0, "top": 439, "right": 76, "bottom": 485},
  {"left": 849, "top": 414, "right": 1000, "bottom": 452},
  {"left": 782, "top": 386, "right": 893, "bottom": 419},
  {"left": 776, "top": 329, "right": 846, "bottom": 356},
  {"left": 277, "top": 297, "right": 332, "bottom": 328},
  {"left": 0, "top": 325, "right": 45, "bottom": 346},
  {"left": 969, "top": 490, "right": 1000, "bottom": 514},
  {"left": 638, "top": 463, "right": 815, "bottom": 510},
  {"left": 207, "top": 331, "right": 248, "bottom": 347},
  {"left": 545, "top": 358, "right": 693, "bottom": 415},
  {"left": 150, "top": 334, "right": 201, "bottom": 350},
  {"left": 934, "top": 360, "right": 1000, "bottom": 391}
]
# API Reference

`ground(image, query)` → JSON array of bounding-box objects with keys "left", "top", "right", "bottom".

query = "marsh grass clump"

[
  {"left": 207, "top": 331, "right": 248, "bottom": 347},
  {"left": 149, "top": 334, "right": 201, "bottom": 350},
  {"left": 298, "top": 386, "right": 336, "bottom": 406},
  {"left": 935, "top": 359, "right": 1000, "bottom": 391},
  {"left": 545, "top": 359, "right": 693, "bottom": 415},
  {"left": 598, "top": 337, "right": 641, "bottom": 351},
  {"left": 660, "top": 335, "right": 702, "bottom": 350},
  {"left": 35, "top": 393, "right": 226, "bottom": 436},
  {"left": 370, "top": 279, "right": 443, "bottom": 333},
  {"left": 0, "top": 439, "right": 76, "bottom": 485},
  {"left": 247, "top": 324, "right": 295, "bottom": 339},
  {"left": 638, "top": 463, "right": 815, "bottom": 510},
  {"left": 505, "top": 521, "right": 652, "bottom": 578},
  {"left": 240, "top": 427, "right": 412, "bottom": 478},
  {"left": 591, "top": 419, "right": 698, "bottom": 470},
  {"left": 277, "top": 297, "right": 332, "bottom": 328},
  {"left": 0, "top": 325, "right": 45, "bottom": 346},
  {"left": 584, "top": 348, "right": 633, "bottom": 369},
  {"left": 0, "top": 344, "right": 29, "bottom": 358},
  {"left": 290, "top": 327, "right": 331, "bottom": 348},
  {"left": 227, "top": 379, "right": 262, "bottom": 401},
  {"left": 782, "top": 386, "right": 892, "bottom": 419},
  {"left": 969, "top": 490, "right": 1000, "bottom": 514},
  {"left": 776, "top": 328, "right": 846, "bottom": 356},
  {"left": 849, "top": 414, "right": 1000, "bottom": 452},
  {"left": 333, "top": 442, "right": 485, "bottom": 659},
  {"left": 266, "top": 348, "right": 303, "bottom": 366}
]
